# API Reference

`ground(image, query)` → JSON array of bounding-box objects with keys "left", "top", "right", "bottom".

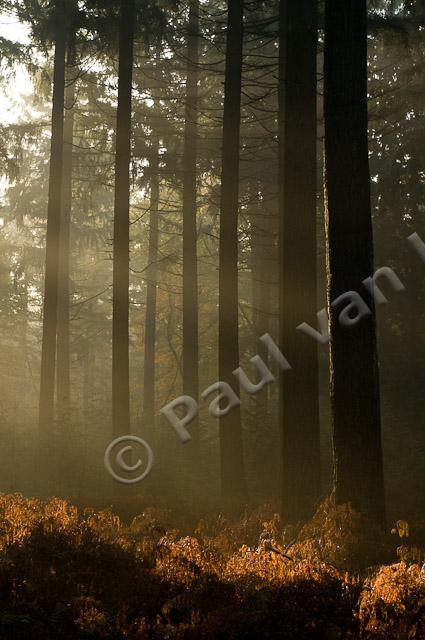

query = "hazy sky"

[{"left": 0, "top": 12, "right": 32, "bottom": 124}]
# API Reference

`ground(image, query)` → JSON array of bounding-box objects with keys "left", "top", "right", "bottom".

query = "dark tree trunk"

[
  {"left": 250, "top": 184, "right": 276, "bottom": 498},
  {"left": 57, "top": 41, "right": 76, "bottom": 420},
  {"left": 278, "top": 0, "right": 321, "bottom": 522},
  {"left": 250, "top": 181, "right": 271, "bottom": 418},
  {"left": 182, "top": 0, "right": 200, "bottom": 447},
  {"left": 112, "top": 0, "right": 135, "bottom": 439},
  {"left": 142, "top": 137, "right": 160, "bottom": 436},
  {"left": 324, "top": 0, "right": 386, "bottom": 525},
  {"left": 38, "top": 25, "right": 67, "bottom": 445},
  {"left": 218, "top": 0, "right": 247, "bottom": 499}
]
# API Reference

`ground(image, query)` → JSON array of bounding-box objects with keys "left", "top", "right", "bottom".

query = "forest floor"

[{"left": 0, "top": 494, "right": 424, "bottom": 639}]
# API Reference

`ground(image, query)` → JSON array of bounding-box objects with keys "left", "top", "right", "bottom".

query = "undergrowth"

[{"left": 0, "top": 494, "right": 423, "bottom": 638}]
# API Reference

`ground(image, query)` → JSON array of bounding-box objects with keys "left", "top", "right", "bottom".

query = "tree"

[
  {"left": 112, "top": 0, "right": 136, "bottom": 440},
  {"left": 278, "top": 0, "right": 321, "bottom": 522},
  {"left": 56, "top": 33, "right": 77, "bottom": 422},
  {"left": 142, "top": 135, "right": 160, "bottom": 435},
  {"left": 182, "top": 0, "right": 200, "bottom": 450},
  {"left": 324, "top": 0, "right": 386, "bottom": 525},
  {"left": 218, "top": 0, "right": 247, "bottom": 499},
  {"left": 38, "top": 7, "right": 68, "bottom": 449}
]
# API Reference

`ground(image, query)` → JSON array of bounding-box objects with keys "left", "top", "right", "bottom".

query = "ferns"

[{"left": 0, "top": 494, "right": 424, "bottom": 638}]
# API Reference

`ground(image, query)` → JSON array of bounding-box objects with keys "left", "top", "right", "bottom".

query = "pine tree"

[
  {"left": 279, "top": 0, "right": 321, "bottom": 522},
  {"left": 324, "top": 0, "right": 386, "bottom": 525},
  {"left": 218, "top": 0, "right": 247, "bottom": 499},
  {"left": 182, "top": 0, "right": 200, "bottom": 449},
  {"left": 142, "top": 136, "right": 160, "bottom": 435},
  {"left": 56, "top": 33, "right": 77, "bottom": 422},
  {"left": 38, "top": 7, "right": 68, "bottom": 453},
  {"left": 112, "top": 0, "right": 136, "bottom": 440}
]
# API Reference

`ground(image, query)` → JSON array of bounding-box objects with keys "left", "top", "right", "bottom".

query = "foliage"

[
  {"left": 358, "top": 563, "right": 425, "bottom": 638},
  {"left": 0, "top": 494, "right": 424, "bottom": 638},
  {"left": 296, "top": 498, "right": 392, "bottom": 571}
]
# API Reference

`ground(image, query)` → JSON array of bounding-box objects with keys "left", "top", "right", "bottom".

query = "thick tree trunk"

[
  {"left": 324, "top": 0, "right": 386, "bottom": 525},
  {"left": 182, "top": 0, "right": 200, "bottom": 448},
  {"left": 278, "top": 0, "right": 321, "bottom": 522},
  {"left": 57, "top": 41, "right": 76, "bottom": 420},
  {"left": 38, "top": 26, "right": 67, "bottom": 444},
  {"left": 218, "top": 0, "right": 247, "bottom": 499},
  {"left": 142, "top": 137, "right": 160, "bottom": 436},
  {"left": 112, "top": 0, "right": 135, "bottom": 440}
]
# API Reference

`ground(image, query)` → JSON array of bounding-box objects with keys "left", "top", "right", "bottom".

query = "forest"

[{"left": 0, "top": 0, "right": 424, "bottom": 637}]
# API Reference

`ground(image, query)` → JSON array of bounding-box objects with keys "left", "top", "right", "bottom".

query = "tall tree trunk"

[
  {"left": 250, "top": 181, "right": 271, "bottom": 418},
  {"left": 278, "top": 0, "right": 321, "bottom": 522},
  {"left": 38, "top": 25, "right": 67, "bottom": 448},
  {"left": 250, "top": 184, "right": 275, "bottom": 498},
  {"left": 57, "top": 40, "right": 76, "bottom": 421},
  {"left": 218, "top": 0, "right": 246, "bottom": 499},
  {"left": 182, "top": 0, "right": 200, "bottom": 448},
  {"left": 142, "top": 136, "right": 160, "bottom": 436},
  {"left": 112, "top": 0, "right": 135, "bottom": 440},
  {"left": 324, "top": 0, "right": 386, "bottom": 525}
]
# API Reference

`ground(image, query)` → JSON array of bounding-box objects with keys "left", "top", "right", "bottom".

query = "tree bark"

[
  {"left": 57, "top": 40, "right": 76, "bottom": 420},
  {"left": 38, "top": 24, "right": 67, "bottom": 444},
  {"left": 278, "top": 0, "right": 321, "bottom": 522},
  {"left": 182, "top": 0, "right": 200, "bottom": 448},
  {"left": 142, "top": 136, "right": 160, "bottom": 436},
  {"left": 112, "top": 0, "right": 135, "bottom": 440},
  {"left": 218, "top": 0, "right": 247, "bottom": 499},
  {"left": 324, "top": 0, "right": 386, "bottom": 525}
]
